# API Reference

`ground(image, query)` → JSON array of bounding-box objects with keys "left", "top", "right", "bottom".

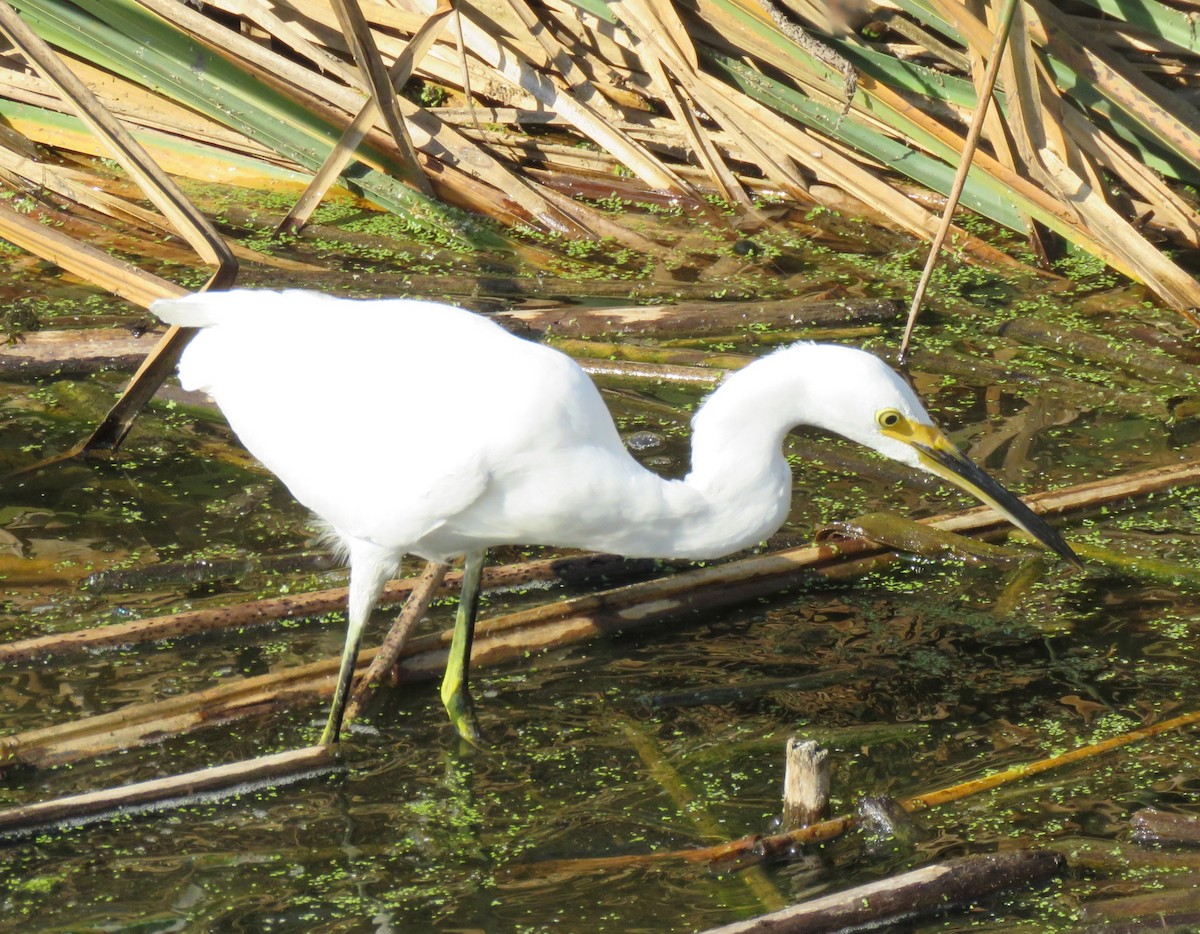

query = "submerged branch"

[
  {"left": 0, "top": 553, "right": 663, "bottom": 663},
  {"left": 0, "top": 745, "right": 338, "bottom": 838},
  {"left": 699, "top": 849, "right": 1064, "bottom": 933},
  {"left": 510, "top": 708, "right": 1200, "bottom": 877},
  {"left": 0, "top": 328, "right": 160, "bottom": 378}
]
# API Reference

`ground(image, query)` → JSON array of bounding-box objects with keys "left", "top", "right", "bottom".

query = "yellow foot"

[
  {"left": 318, "top": 709, "right": 345, "bottom": 746},
  {"left": 445, "top": 694, "right": 487, "bottom": 750}
]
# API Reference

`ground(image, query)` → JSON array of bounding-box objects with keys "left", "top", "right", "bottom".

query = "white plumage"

[{"left": 153, "top": 289, "right": 1076, "bottom": 744}]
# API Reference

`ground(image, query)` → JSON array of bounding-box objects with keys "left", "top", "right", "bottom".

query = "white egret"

[{"left": 151, "top": 289, "right": 1078, "bottom": 745}]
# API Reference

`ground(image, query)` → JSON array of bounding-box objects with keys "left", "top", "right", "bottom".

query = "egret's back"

[{"left": 153, "top": 290, "right": 629, "bottom": 556}]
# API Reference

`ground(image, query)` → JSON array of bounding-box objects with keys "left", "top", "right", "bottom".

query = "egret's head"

[{"left": 780, "top": 344, "right": 1080, "bottom": 566}]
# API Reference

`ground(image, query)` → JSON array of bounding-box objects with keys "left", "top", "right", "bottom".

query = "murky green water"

[{"left": 2, "top": 197, "right": 1200, "bottom": 931}]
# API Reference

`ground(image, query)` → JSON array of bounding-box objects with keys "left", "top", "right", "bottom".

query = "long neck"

[
  {"left": 589, "top": 361, "right": 800, "bottom": 561},
  {"left": 670, "top": 367, "right": 798, "bottom": 557}
]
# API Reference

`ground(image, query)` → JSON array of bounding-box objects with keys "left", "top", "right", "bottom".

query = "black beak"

[{"left": 910, "top": 430, "right": 1081, "bottom": 567}]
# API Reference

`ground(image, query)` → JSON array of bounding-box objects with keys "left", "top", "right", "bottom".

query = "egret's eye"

[{"left": 877, "top": 409, "right": 903, "bottom": 429}]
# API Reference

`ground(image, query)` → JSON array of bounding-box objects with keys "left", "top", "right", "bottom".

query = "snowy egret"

[{"left": 151, "top": 289, "right": 1078, "bottom": 745}]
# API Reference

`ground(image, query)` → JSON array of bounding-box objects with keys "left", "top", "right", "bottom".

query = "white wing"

[{"left": 156, "top": 290, "right": 628, "bottom": 552}]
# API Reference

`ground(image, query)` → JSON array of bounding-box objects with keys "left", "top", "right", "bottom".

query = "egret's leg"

[
  {"left": 440, "top": 549, "right": 486, "bottom": 744},
  {"left": 343, "top": 561, "right": 449, "bottom": 725},
  {"left": 320, "top": 546, "right": 397, "bottom": 745}
]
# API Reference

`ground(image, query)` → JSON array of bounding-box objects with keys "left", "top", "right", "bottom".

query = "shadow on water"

[{"left": 2, "top": 194, "right": 1200, "bottom": 931}]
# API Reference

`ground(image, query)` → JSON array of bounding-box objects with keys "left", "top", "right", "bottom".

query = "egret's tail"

[
  {"left": 153, "top": 290, "right": 322, "bottom": 393},
  {"left": 150, "top": 289, "right": 325, "bottom": 329},
  {"left": 151, "top": 292, "right": 227, "bottom": 328}
]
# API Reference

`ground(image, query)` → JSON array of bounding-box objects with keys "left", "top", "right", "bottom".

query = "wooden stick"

[
  {"left": 0, "top": 329, "right": 162, "bottom": 378},
  {"left": 551, "top": 336, "right": 754, "bottom": 372},
  {"left": 0, "top": 544, "right": 885, "bottom": 769},
  {"left": 782, "top": 739, "right": 829, "bottom": 830},
  {"left": 577, "top": 357, "right": 724, "bottom": 387},
  {"left": 1062, "top": 837, "right": 1200, "bottom": 873},
  {"left": 0, "top": 553, "right": 661, "bottom": 663},
  {"left": 343, "top": 561, "right": 448, "bottom": 723},
  {"left": 2, "top": 546, "right": 862, "bottom": 769},
  {"left": 1080, "top": 889, "right": 1200, "bottom": 927},
  {"left": 278, "top": 0, "right": 450, "bottom": 234},
  {"left": 934, "top": 457, "right": 1200, "bottom": 531},
  {"left": 328, "top": 0, "right": 433, "bottom": 197},
  {"left": 0, "top": 2, "right": 233, "bottom": 269},
  {"left": 0, "top": 3, "right": 238, "bottom": 455},
  {"left": 898, "top": 0, "right": 1018, "bottom": 363},
  {"left": 699, "top": 849, "right": 1064, "bottom": 933},
  {"left": 0, "top": 745, "right": 337, "bottom": 838},
  {"left": 1000, "top": 317, "right": 1200, "bottom": 387},
  {"left": 1130, "top": 808, "right": 1200, "bottom": 847},
  {"left": 498, "top": 297, "right": 901, "bottom": 337},
  {"left": 0, "top": 200, "right": 187, "bottom": 312}
]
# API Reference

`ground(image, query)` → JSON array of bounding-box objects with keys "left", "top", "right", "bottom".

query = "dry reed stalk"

[{"left": 899, "top": 0, "right": 1018, "bottom": 361}]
